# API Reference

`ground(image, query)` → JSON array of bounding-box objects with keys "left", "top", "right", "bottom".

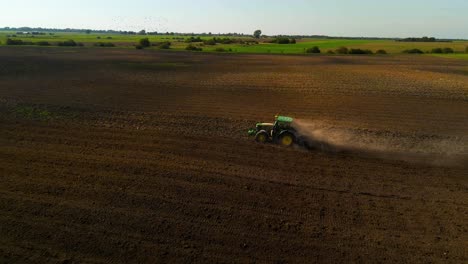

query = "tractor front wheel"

[
  {"left": 279, "top": 133, "right": 295, "bottom": 147},
  {"left": 255, "top": 131, "right": 269, "bottom": 143}
]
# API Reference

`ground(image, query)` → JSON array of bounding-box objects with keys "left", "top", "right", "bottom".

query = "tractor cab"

[{"left": 273, "top": 116, "right": 294, "bottom": 132}]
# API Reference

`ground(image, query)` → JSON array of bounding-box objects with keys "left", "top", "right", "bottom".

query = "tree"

[
  {"left": 85, "top": 29, "right": 91, "bottom": 34},
  {"left": 253, "top": 30, "right": 262, "bottom": 39},
  {"left": 138, "top": 29, "right": 146, "bottom": 35}
]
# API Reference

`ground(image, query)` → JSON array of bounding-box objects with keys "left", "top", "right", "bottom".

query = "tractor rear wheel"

[
  {"left": 255, "top": 131, "right": 268, "bottom": 143},
  {"left": 279, "top": 133, "right": 295, "bottom": 147}
]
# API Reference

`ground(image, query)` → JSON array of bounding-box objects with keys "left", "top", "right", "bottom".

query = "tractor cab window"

[{"left": 276, "top": 122, "right": 289, "bottom": 130}]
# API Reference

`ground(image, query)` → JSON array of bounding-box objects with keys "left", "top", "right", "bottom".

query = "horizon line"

[{"left": 1, "top": 26, "right": 467, "bottom": 41}]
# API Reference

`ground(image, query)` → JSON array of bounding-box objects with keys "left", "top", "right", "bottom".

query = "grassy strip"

[{"left": 1, "top": 32, "right": 467, "bottom": 55}]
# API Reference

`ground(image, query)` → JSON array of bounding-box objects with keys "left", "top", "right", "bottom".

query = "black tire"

[
  {"left": 278, "top": 132, "right": 295, "bottom": 147},
  {"left": 255, "top": 131, "right": 269, "bottom": 143}
]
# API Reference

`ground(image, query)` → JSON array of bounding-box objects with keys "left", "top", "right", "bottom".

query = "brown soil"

[{"left": 0, "top": 47, "right": 467, "bottom": 263}]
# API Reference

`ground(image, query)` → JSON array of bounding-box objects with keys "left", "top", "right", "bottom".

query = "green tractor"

[{"left": 248, "top": 116, "right": 302, "bottom": 147}]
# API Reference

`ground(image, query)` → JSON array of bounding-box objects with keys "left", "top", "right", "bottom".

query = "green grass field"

[
  {"left": 0, "top": 31, "right": 225, "bottom": 43},
  {"left": 1, "top": 31, "right": 467, "bottom": 58},
  {"left": 430, "top": 53, "right": 468, "bottom": 60},
  {"left": 200, "top": 39, "right": 374, "bottom": 54}
]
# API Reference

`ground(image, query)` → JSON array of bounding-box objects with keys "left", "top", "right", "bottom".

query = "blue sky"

[{"left": 1, "top": 0, "right": 467, "bottom": 38}]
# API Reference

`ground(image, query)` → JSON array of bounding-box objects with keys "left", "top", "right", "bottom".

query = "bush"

[
  {"left": 36, "top": 41, "right": 51, "bottom": 46},
  {"left": 204, "top": 39, "right": 216, "bottom": 45},
  {"left": 349, "top": 49, "right": 373, "bottom": 54},
  {"left": 215, "top": 47, "right": 230, "bottom": 52},
  {"left": 305, "top": 46, "right": 321, "bottom": 53},
  {"left": 159, "top": 42, "right": 171, "bottom": 49},
  {"left": 431, "top": 48, "right": 443, "bottom": 54},
  {"left": 94, "top": 42, "right": 115, "bottom": 47},
  {"left": 6, "top": 38, "right": 24, "bottom": 45},
  {"left": 58, "top": 40, "right": 78, "bottom": 46},
  {"left": 466, "top": 46, "right": 468, "bottom": 53},
  {"left": 139, "top": 38, "right": 150, "bottom": 48},
  {"left": 335, "top": 47, "right": 349, "bottom": 54},
  {"left": 402, "top": 48, "right": 424, "bottom": 54},
  {"left": 273, "top": 37, "right": 291, "bottom": 44},
  {"left": 186, "top": 44, "right": 203, "bottom": 51},
  {"left": 327, "top": 50, "right": 335, "bottom": 54},
  {"left": 442, "top": 47, "right": 454, "bottom": 54},
  {"left": 269, "top": 37, "right": 294, "bottom": 44},
  {"left": 153, "top": 41, "right": 171, "bottom": 49},
  {"left": 135, "top": 45, "right": 143, "bottom": 50},
  {"left": 376, "top": 49, "right": 387, "bottom": 54},
  {"left": 6, "top": 39, "right": 34, "bottom": 45},
  {"left": 185, "top": 36, "right": 203, "bottom": 43},
  {"left": 203, "top": 37, "right": 245, "bottom": 45}
]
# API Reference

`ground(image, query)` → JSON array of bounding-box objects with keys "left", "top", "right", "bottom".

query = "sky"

[{"left": 0, "top": 0, "right": 467, "bottom": 38}]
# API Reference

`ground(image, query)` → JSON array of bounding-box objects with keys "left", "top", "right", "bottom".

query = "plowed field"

[{"left": 0, "top": 47, "right": 467, "bottom": 263}]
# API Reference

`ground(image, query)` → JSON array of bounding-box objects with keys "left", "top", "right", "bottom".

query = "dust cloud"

[{"left": 293, "top": 119, "right": 468, "bottom": 167}]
